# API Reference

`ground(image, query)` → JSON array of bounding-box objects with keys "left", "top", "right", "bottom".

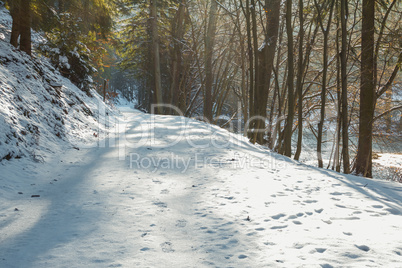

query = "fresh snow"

[
  {"left": 1, "top": 107, "right": 402, "bottom": 267},
  {"left": 374, "top": 153, "right": 402, "bottom": 169},
  {"left": 0, "top": 32, "right": 115, "bottom": 162}
]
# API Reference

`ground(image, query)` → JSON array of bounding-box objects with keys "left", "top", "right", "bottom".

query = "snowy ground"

[{"left": 1, "top": 107, "right": 402, "bottom": 268}]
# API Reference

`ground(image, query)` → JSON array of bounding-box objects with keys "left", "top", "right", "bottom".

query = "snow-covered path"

[{"left": 1, "top": 107, "right": 402, "bottom": 267}]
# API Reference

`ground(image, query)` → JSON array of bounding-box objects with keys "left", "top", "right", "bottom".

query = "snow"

[
  {"left": 0, "top": 38, "right": 115, "bottom": 162},
  {"left": 1, "top": 107, "right": 402, "bottom": 267},
  {"left": 374, "top": 153, "right": 402, "bottom": 168},
  {"left": 0, "top": 9, "right": 116, "bottom": 162},
  {"left": 58, "top": 55, "right": 70, "bottom": 69}
]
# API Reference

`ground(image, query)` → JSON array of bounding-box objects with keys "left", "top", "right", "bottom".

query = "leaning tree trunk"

[{"left": 355, "top": 0, "right": 375, "bottom": 178}]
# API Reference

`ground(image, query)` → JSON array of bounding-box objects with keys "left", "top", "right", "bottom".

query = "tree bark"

[
  {"left": 315, "top": 0, "right": 335, "bottom": 168},
  {"left": 334, "top": 4, "right": 341, "bottom": 172},
  {"left": 249, "top": 0, "right": 259, "bottom": 142},
  {"left": 241, "top": 0, "right": 254, "bottom": 139},
  {"left": 19, "top": 0, "right": 31, "bottom": 56},
  {"left": 10, "top": 0, "right": 21, "bottom": 48},
  {"left": 252, "top": 0, "right": 281, "bottom": 145},
  {"left": 294, "top": 0, "right": 304, "bottom": 160},
  {"left": 150, "top": 0, "right": 163, "bottom": 114},
  {"left": 340, "top": 0, "right": 350, "bottom": 174},
  {"left": 355, "top": 0, "right": 375, "bottom": 177},
  {"left": 283, "top": 0, "right": 294, "bottom": 157},
  {"left": 204, "top": 0, "right": 219, "bottom": 122},
  {"left": 170, "top": 1, "right": 187, "bottom": 114}
]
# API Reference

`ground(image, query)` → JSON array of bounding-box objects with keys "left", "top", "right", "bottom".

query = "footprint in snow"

[
  {"left": 160, "top": 189, "right": 169, "bottom": 194},
  {"left": 176, "top": 219, "right": 187, "bottom": 228},
  {"left": 335, "top": 204, "right": 347, "bottom": 208},
  {"left": 271, "top": 225, "right": 288, "bottom": 230},
  {"left": 293, "top": 243, "right": 304, "bottom": 249},
  {"left": 315, "top": 208, "right": 324, "bottom": 213},
  {"left": 303, "top": 200, "right": 318, "bottom": 204},
  {"left": 152, "top": 179, "right": 162, "bottom": 184},
  {"left": 315, "top": 248, "right": 327, "bottom": 253},
  {"left": 153, "top": 200, "right": 167, "bottom": 208},
  {"left": 320, "top": 264, "right": 334, "bottom": 268},
  {"left": 372, "top": 205, "right": 383, "bottom": 209},
  {"left": 160, "top": 242, "right": 174, "bottom": 253},
  {"left": 355, "top": 245, "right": 370, "bottom": 252},
  {"left": 344, "top": 252, "right": 360, "bottom": 259},
  {"left": 238, "top": 254, "right": 247, "bottom": 259},
  {"left": 271, "top": 213, "right": 286, "bottom": 220}
]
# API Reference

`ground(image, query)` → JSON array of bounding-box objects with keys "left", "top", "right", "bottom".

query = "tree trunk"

[
  {"left": 19, "top": 0, "right": 31, "bottom": 56},
  {"left": 294, "top": 0, "right": 304, "bottom": 160},
  {"left": 315, "top": 0, "right": 335, "bottom": 168},
  {"left": 150, "top": 0, "right": 163, "bottom": 114},
  {"left": 10, "top": 0, "right": 21, "bottom": 48},
  {"left": 334, "top": 6, "right": 341, "bottom": 172},
  {"left": 356, "top": 0, "right": 375, "bottom": 177},
  {"left": 254, "top": 0, "right": 281, "bottom": 145},
  {"left": 170, "top": 1, "right": 187, "bottom": 114},
  {"left": 249, "top": 0, "right": 259, "bottom": 142},
  {"left": 243, "top": 0, "right": 254, "bottom": 139},
  {"left": 204, "top": 0, "right": 218, "bottom": 122},
  {"left": 283, "top": 0, "right": 294, "bottom": 157},
  {"left": 340, "top": 0, "right": 350, "bottom": 174}
]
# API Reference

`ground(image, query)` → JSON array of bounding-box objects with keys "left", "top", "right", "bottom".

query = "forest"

[{"left": 4, "top": 0, "right": 402, "bottom": 178}]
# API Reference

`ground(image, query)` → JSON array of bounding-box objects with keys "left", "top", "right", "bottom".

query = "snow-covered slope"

[
  {"left": 1, "top": 107, "right": 401, "bottom": 267},
  {"left": 0, "top": 18, "right": 115, "bottom": 162}
]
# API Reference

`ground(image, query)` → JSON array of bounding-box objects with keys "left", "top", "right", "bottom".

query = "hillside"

[{"left": 0, "top": 5, "right": 115, "bottom": 162}]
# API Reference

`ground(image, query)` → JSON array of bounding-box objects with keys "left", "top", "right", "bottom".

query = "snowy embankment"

[
  {"left": 0, "top": 30, "right": 115, "bottom": 162},
  {"left": 1, "top": 106, "right": 402, "bottom": 267}
]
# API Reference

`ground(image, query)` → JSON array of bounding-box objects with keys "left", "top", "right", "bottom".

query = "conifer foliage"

[{"left": 5, "top": 0, "right": 114, "bottom": 93}]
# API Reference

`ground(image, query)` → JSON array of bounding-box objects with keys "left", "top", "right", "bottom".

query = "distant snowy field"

[{"left": 1, "top": 107, "right": 402, "bottom": 267}]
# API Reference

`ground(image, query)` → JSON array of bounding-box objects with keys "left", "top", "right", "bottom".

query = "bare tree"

[
  {"left": 283, "top": 0, "right": 295, "bottom": 157},
  {"left": 150, "top": 0, "right": 163, "bottom": 114},
  {"left": 204, "top": 0, "right": 219, "bottom": 122}
]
